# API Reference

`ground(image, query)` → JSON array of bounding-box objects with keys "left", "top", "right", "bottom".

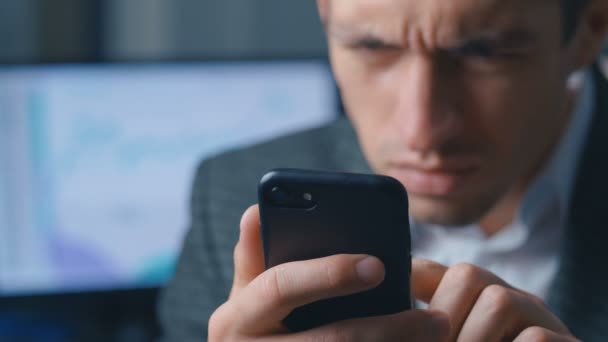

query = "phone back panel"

[{"left": 258, "top": 168, "right": 411, "bottom": 331}]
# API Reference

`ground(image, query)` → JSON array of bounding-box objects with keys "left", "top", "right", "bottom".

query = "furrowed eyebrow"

[
  {"left": 328, "top": 25, "right": 537, "bottom": 53},
  {"left": 448, "top": 29, "right": 538, "bottom": 50},
  {"left": 328, "top": 25, "right": 402, "bottom": 48}
]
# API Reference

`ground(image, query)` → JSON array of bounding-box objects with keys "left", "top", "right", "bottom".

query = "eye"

[
  {"left": 445, "top": 41, "right": 526, "bottom": 73},
  {"left": 351, "top": 38, "right": 400, "bottom": 52},
  {"left": 453, "top": 42, "right": 504, "bottom": 59}
]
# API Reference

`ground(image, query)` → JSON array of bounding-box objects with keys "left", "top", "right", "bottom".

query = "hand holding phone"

[
  {"left": 208, "top": 204, "right": 450, "bottom": 342},
  {"left": 258, "top": 168, "right": 413, "bottom": 331}
]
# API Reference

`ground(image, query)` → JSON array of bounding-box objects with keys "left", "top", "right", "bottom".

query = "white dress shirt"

[{"left": 411, "top": 70, "right": 595, "bottom": 300}]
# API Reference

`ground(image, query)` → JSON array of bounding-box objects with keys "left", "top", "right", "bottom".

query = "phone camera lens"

[
  {"left": 270, "top": 186, "right": 289, "bottom": 204},
  {"left": 268, "top": 186, "right": 315, "bottom": 209}
]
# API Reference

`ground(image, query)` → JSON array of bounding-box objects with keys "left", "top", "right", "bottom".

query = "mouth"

[{"left": 387, "top": 163, "right": 480, "bottom": 197}]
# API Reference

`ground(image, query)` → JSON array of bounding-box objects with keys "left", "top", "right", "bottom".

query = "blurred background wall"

[
  {"left": 0, "top": 1, "right": 329, "bottom": 341},
  {"left": 0, "top": 0, "right": 40, "bottom": 62},
  {"left": 0, "top": 0, "right": 327, "bottom": 62}
]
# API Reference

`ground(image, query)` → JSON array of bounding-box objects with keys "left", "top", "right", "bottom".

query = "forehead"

[{"left": 328, "top": 0, "right": 560, "bottom": 44}]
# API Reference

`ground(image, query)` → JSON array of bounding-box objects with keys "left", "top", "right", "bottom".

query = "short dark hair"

[
  {"left": 562, "top": 0, "right": 590, "bottom": 42},
  {"left": 321, "top": 1, "right": 590, "bottom": 43}
]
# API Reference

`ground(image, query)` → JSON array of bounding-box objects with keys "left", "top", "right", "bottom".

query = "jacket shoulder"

[
  {"left": 190, "top": 117, "right": 368, "bottom": 276},
  {"left": 198, "top": 117, "right": 367, "bottom": 204}
]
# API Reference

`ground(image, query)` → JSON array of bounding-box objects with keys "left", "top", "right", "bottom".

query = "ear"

[
  {"left": 317, "top": 0, "right": 330, "bottom": 26},
  {"left": 569, "top": 0, "right": 608, "bottom": 70}
]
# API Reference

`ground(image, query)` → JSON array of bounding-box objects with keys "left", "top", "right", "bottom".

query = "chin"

[{"left": 408, "top": 194, "right": 494, "bottom": 227}]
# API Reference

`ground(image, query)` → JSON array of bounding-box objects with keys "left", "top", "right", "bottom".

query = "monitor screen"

[{"left": 0, "top": 61, "right": 337, "bottom": 296}]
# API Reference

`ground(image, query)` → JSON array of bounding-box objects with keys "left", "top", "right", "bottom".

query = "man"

[{"left": 159, "top": 0, "right": 608, "bottom": 341}]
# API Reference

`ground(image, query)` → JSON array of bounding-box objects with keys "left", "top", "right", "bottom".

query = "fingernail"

[
  {"left": 355, "top": 256, "right": 385, "bottom": 284},
  {"left": 429, "top": 312, "right": 450, "bottom": 340}
]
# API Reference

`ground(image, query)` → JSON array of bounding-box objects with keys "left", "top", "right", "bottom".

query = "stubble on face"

[{"left": 325, "top": 0, "right": 575, "bottom": 230}]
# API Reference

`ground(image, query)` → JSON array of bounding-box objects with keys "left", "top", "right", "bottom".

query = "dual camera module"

[{"left": 267, "top": 186, "right": 316, "bottom": 209}]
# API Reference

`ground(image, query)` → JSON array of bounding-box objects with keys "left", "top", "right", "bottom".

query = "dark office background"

[
  {"left": 0, "top": 0, "right": 327, "bottom": 63},
  {"left": 0, "top": 1, "right": 327, "bottom": 342}
]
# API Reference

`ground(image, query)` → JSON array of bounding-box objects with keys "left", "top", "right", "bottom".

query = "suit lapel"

[{"left": 547, "top": 64, "right": 608, "bottom": 340}]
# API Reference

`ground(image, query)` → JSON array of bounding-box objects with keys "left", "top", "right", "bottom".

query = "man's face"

[{"left": 324, "top": 0, "right": 579, "bottom": 226}]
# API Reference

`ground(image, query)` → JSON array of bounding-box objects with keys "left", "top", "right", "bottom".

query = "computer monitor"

[{"left": 0, "top": 60, "right": 337, "bottom": 296}]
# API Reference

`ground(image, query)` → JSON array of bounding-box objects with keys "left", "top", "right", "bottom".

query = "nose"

[{"left": 394, "top": 56, "right": 462, "bottom": 153}]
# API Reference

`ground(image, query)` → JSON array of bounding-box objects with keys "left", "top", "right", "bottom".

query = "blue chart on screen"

[{"left": 0, "top": 61, "right": 336, "bottom": 295}]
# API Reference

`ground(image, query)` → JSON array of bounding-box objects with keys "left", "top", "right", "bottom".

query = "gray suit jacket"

[{"left": 159, "top": 66, "right": 608, "bottom": 341}]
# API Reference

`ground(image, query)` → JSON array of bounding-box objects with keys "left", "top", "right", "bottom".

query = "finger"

[
  {"left": 231, "top": 205, "right": 265, "bottom": 296},
  {"left": 425, "top": 263, "right": 511, "bottom": 342},
  {"left": 411, "top": 258, "right": 448, "bottom": 302},
  {"left": 513, "top": 326, "right": 578, "bottom": 342},
  {"left": 233, "top": 254, "right": 385, "bottom": 335},
  {"left": 284, "top": 309, "right": 451, "bottom": 342},
  {"left": 457, "top": 286, "right": 570, "bottom": 341}
]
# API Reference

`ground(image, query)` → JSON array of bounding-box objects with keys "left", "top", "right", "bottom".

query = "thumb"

[{"left": 230, "top": 205, "right": 265, "bottom": 297}]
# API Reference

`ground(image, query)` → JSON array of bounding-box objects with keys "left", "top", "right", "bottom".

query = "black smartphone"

[{"left": 258, "top": 168, "right": 412, "bottom": 332}]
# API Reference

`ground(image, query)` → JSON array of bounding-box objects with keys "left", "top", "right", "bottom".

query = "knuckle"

[
  {"left": 276, "top": 263, "right": 292, "bottom": 294},
  {"left": 208, "top": 304, "right": 231, "bottom": 341},
  {"left": 478, "top": 284, "right": 514, "bottom": 316},
  {"left": 446, "top": 262, "right": 483, "bottom": 283},
  {"left": 256, "top": 265, "right": 291, "bottom": 307},
  {"left": 518, "top": 326, "right": 552, "bottom": 342},
  {"left": 527, "top": 293, "right": 547, "bottom": 308}
]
